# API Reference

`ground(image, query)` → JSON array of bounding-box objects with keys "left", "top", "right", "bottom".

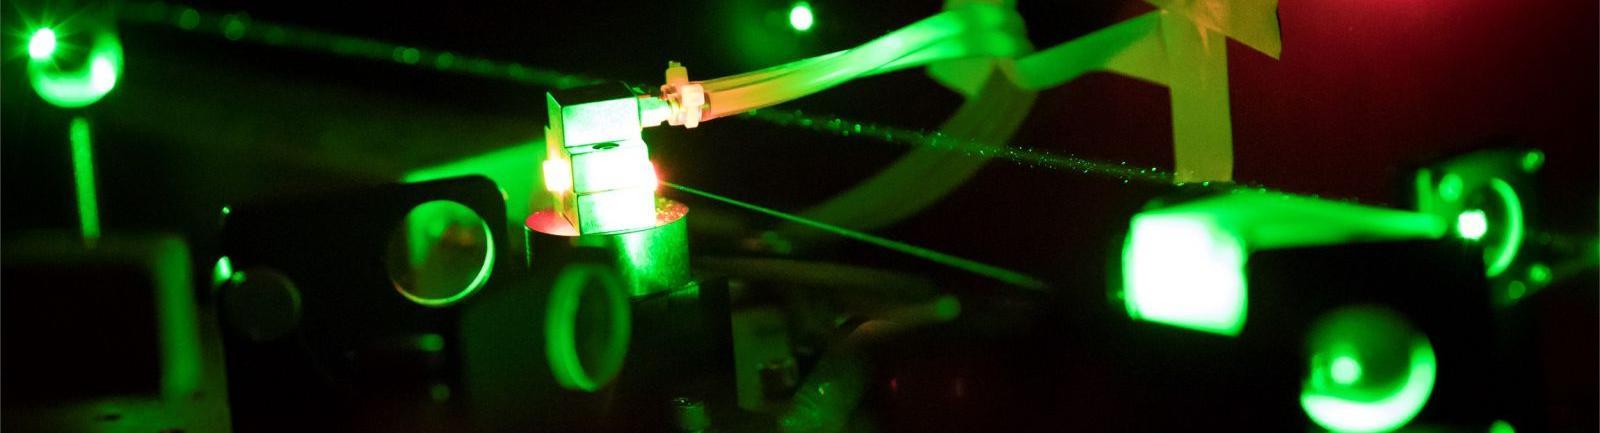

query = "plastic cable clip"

[{"left": 660, "top": 61, "right": 705, "bottom": 128}]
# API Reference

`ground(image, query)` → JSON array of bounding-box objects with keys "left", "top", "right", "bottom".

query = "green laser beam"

[
  {"left": 29, "top": 28, "right": 57, "bottom": 60},
  {"left": 116, "top": 2, "right": 1204, "bottom": 188},
  {"left": 118, "top": 3, "right": 606, "bottom": 89},
  {"left": 664, "top": 182, "right": 1047, "bottom": 290},
  {"left": 70, "top": 117, "right": 101, "bottom": 244},
  {"left": 742, "top": 107, "right": 1177, "bottom": 185}
]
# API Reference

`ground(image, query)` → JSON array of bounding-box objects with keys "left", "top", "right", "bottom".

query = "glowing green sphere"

[
  {"left": 1301, "top": 306, "right": 1436, "bottom": 433},
  {"left": 789, "top": 2, "right": 815, "bottom": 32}
]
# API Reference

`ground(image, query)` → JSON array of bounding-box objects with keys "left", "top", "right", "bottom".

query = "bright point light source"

[
  {"left": 543, "top": 158, "right": 572, "bottom": 193},
  {"left": 789, "top": 2, "right": 815, "bottom": 32},
  {"left": 1330, "top": 355, "right": 1363, "bottom": 385},
  {"left": 29, "top": 28, "right": 58, "bottom": 60},
  {"left": 1122, "top": 215, "right": 1248, "bottom": 336},
  {"left": 1456, "top": 209, "right": 1488, "bottom": 240}
]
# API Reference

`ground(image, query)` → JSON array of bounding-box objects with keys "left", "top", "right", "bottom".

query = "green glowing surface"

[
  {"left": 1520, "top": 151, "right": 1544, "bottom": 173},
  {"left": 704, "top": 3, "right": 1030, "bottom": 120},
  {"left": 562, "top": 142, "right": 656, "bottom": 194},
  {"left": 789, "top": 2, "right": 815, "bottom": 31},
  {"left": 122, "top": 2, "right": 605, "bottom": 89},
  {"left": 665, "top": 182, "right": 1046, "bottom": 290},
  {"left": 29, "top": 28, "right": 57, "bottom": 60},
  {"left": 570, "top": 186, "right": 658, "bottom": 235},
  {"left": 70, "top": 117, "right": 100, "bottom": 243},
  {"left": 545, "top": 264, "right": 630, "bottom": 392},
  {"left": 212, "top": 256, "right": 235, "bottom": 287},
  {"left": 545, "top": 84, "right": 659, "bottom": 234},
  {"left": 1484, "top": 179, "right": 1524, "bottom": 277},
  {"left": 1302, "top": 307, "right": 1435, "bottom": 433},
  {"left": 1123, "top": 214, "right": 1248, "bottom": 336},
  {"left": 28, "top": 30, "right": 123, "bottom": 108},
  {"left": 1413, "top": 169, "right": 1435, "bottom": 214},
  {"left": 402, "top": 142, "right": 547, "bottom": 227},
  {"left": 1121, "top": 191, "right": 1446, "bottom": 336},
  {"left": 1489, "top": 420, "right": 1516, "bottom": 433},
  {"left": 1438, "top": 173, "right": 1464, "bottom": 203},
  {"left": 1457, "top": 209, "right": 1488, "bottom": 240}
]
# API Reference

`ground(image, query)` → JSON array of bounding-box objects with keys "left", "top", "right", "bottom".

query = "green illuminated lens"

[
  {"left": 1302, "top": 306, "right": 1436, "bottom": 433},
  {"left": 384, "top": 200, "right": 495, "bottom": 307},
  {"left": 29, "top": 28, "right": 57, "bottom": 60},
  {"left": 1330, "top": 355, "right": 1363, "bottom": 385},
  {"left": 1456, "top": 209, "right": 1488, "bottom": 240},
  {"left": 70, "top": 117, "right": 101, "bottom": 244},
  {"left": 789, "top": 2, "right": 815, "bottom": 32},
  {"left": 1527, "top": 262, "right": 1552, "bottom": 285},
  {"left": 28, "top": 31, "right": 123, "bottom": 108},
  {"left": 1483, "top": 179, "right": 1524, "bottom": 277},
  {"left": 545, "top": 264, "right": 631, "bottom": 392},
  {"left": 1122, "top": 215, "right": 1247, "bottom": 336}
]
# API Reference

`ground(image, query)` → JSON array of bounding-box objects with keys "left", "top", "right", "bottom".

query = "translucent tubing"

[
  {"left": 695, "top": 3, "right": 1028, "bottom": 121},
  {"left": 703, "top": 5, "right": 1023, "bottom": 111},
  {"left": 700, "top": 29, "right": 1021, "bottom": 93}
]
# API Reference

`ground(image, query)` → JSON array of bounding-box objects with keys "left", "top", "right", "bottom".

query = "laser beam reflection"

[{"left": 664, "top": 182, "right": 1048, "bottom": 290}]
